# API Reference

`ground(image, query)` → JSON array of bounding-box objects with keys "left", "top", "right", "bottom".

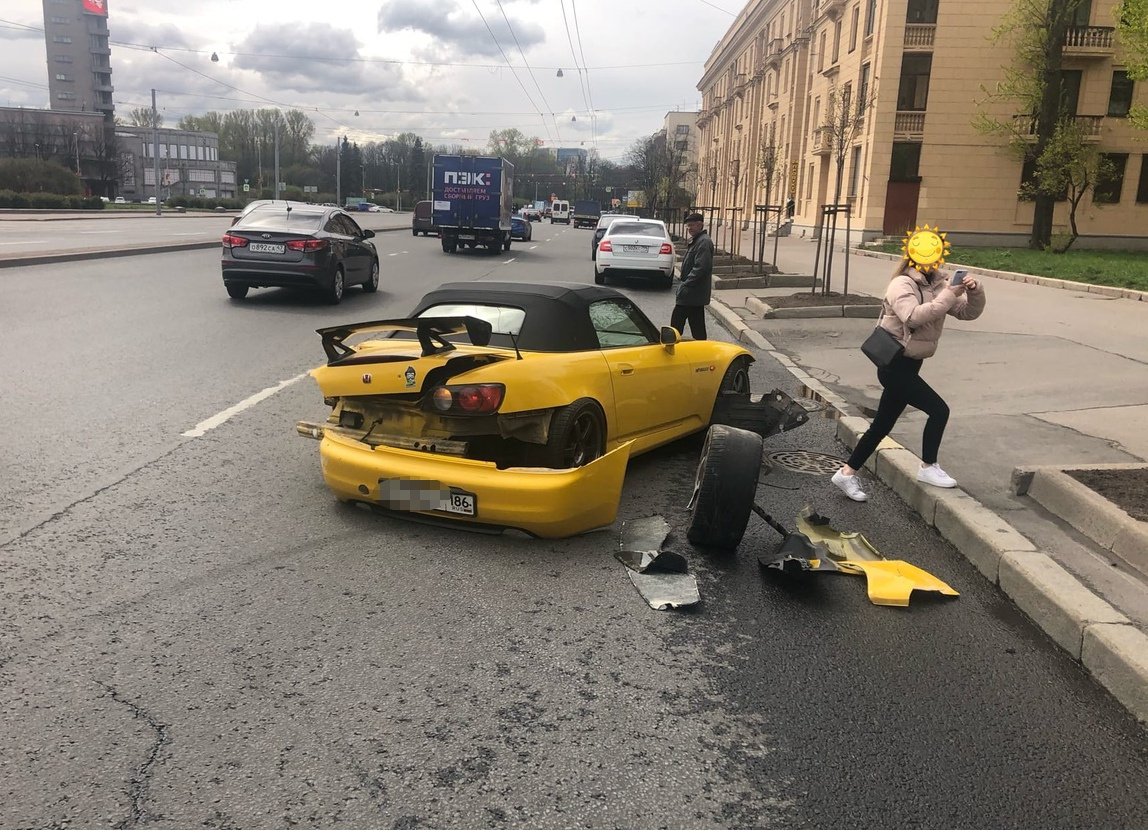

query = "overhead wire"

[
  {"left": 570, "top": 0, "right": 599, "bottom": 148},
  {"left": 493, "top": 0, "right": 561, "bottom": 143}
]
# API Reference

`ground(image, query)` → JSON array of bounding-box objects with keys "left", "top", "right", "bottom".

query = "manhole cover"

[{"left": 766, "top": 450, "right": 845, "bottom": 476}]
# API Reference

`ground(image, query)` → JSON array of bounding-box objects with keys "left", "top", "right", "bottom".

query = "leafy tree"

[
  {"left": 0, "top": 158, "right": 81, "bottom": 194},
  {"left": 128, "top": 107, "right": 161, "bottom": 128},
  {"left": 1116, "top": 0, "right": 1148, "bottom": 129},
  {"left": 975, "top": 0, "right": 1089, "bottom": 249}
]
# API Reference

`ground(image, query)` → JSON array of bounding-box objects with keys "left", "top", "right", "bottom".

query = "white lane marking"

[
  {"left": 503, "top": 258, "right": 516, "bottom": 263},
  {"left": 172, "top": 231, "right": 210, "bottom": 236},
  {"left": 0, "top": 241, "right": 43, "bottom": 246},
  {"left": 79, "top": 230, "right": 119, "bottom": 234},
  {"left": 529, "top": 245, "right": 538, "bottom": 250},
  {"left": 388, "top": 252, "right": 400, "bottom": 256},
  {"left": 182, "top": 373, "right": 307, "bottom": 438}
]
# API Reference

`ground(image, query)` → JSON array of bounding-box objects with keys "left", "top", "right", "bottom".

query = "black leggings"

[
  {"left": 671, "top": 305, "right": 707, "bottom": 340},
  {"left": 847, "top": 355, "right": 950, "bottom": 469}
]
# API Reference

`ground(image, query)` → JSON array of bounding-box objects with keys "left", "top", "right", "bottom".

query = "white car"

[
  {"left": 593, "top": 218, "right": 676, "bottom": 289},
  {"left": 591, "top": 213, "right": 633, "bottom": 260},
  {"left": 368, "top": 204, "right": 395, "bottom": 213},
  {"left": 114, "top": 196, "right": 126, "bottom": 204}
]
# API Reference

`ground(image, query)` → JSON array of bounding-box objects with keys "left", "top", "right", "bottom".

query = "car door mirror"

[
  {"left": 660, "top": 326, "right": 680, "bottom": 347},
  {"left": 360, "top": 228, "right": 375, "bottom": 239}
]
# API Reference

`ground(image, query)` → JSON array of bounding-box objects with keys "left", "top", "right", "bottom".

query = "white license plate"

[
  {"left": 623, "top": 245, "right": 648, "bottom": 253},
  {"left": 249, "top": 242, "right": 285, "bottom": 253},
  {"left": 458, "top": 235, "right": 476, "bottom": 240},
  {"left": 378, "top": 479, "right": 476, "bottom": 516}
]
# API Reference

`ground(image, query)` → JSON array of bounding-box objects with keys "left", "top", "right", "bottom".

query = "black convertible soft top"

[{"left": 409, "top": 281, "right": 650, "bottom": 353}]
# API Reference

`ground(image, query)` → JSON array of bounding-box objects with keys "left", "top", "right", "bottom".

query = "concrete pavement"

[{"left": 706, "top": 229, "right": 1148, "bottom": 722}]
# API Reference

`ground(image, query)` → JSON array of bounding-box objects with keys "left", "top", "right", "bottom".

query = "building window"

[
  {"left": 897, "top": 54, "right": 932, "bottom": 111},
  {"left": 818, "top": 31, "right": 827, "bottom": 72},
  {"left": 52, "top": 35, "right": 72, "bottom": 43},
  {"left": 54, "top": 55, "right": 73, "bottom": 63},
  {"left": 1108, "top": 71, "right": 1134, "bottom": 117},
  {"left": 850, "top": 6, "right": 860, "bottom": 52},
  {"left": 675, "top": 124, "right": 690, "bottom": 135},
  {"left": 1094, "top": 153, "right": 1128, "bottom": 203},
  {"left": 859, "top": 64, "right": 871, "bottom": 114},
  {"left": 1061, "top": 69, "right": 1082, "bottom": 115},
  {"left": 889, "top": 143, "right": 921, "bottom": 182},
  {"left": 807, "top": 163, "right": 815, "bottom": 199},
  {"left": 55, "top": 73, "right": 72, "bottom": 82},
  {"left": 833, "top": 20, "right": 842, "bottom": 63},
  {"left": 906, "top": 0, "right": 939, "bottom": 24},
  {"left": 1135, "top": 156, "right": 1148, "bottom": 203},
  {"left": 865, "top": 0, "right": 877, "bottom": 37},
  {"left": 849, "top": 145, "right": 863, "bottom": 197},
  {"left": 50, "top": 16, "right": 70, "bottom": 24},
  {"left": 1073, "top": 0, "right": 1093, "bottom": 27},
  {"left": 56, "top": 92, "right": 76, "bottom": 100}
]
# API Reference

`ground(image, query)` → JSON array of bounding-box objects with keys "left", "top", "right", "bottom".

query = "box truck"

[{"left": 432, "top": 155, "right": 514, "bottom": 254}]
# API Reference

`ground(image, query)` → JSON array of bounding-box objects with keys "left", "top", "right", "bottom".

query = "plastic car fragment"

[
  {"left": 759, "top": 508, "right": 958, "bottom": 607},
  {"left": 617, "top": 516, "right": 699, "bottom": 610},
  {"left": 710, "top": 388, "right": 811, "bottom": 439}
]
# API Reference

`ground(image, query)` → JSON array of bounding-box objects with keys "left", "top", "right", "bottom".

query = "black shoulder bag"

[{"left": 861, "top": 281, "right": 923, "bottom": 368}]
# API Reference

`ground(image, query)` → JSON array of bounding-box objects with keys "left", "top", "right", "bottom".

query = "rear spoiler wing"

[{"left": 316, "top": 316, "right": 494, "bottom": 364}]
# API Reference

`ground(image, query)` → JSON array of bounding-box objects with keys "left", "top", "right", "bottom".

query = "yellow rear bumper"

[{"left": 316, "top": 431, "right": 632, "bottom": 539}]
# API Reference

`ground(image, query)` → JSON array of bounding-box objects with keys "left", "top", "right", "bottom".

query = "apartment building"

[
  {"left": 41, "top": 0, "right": 115, "bottom": 121},
  {"left": 664, "top": 110, "right": 703, "bottom": 197},
  {"left": 697, "top": 0, "right": 1148, "bottom": 246}
]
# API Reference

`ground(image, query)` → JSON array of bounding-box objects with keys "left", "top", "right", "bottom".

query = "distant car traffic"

[
  {"left": 521, "top": 206, "right": 542, "bottom": 222},
  {"left": 591, "top": 213, "right": 633, "bottom": 260},
  {"left": 510, "top": 215, "right": 533, "bottom": 241},
  {"left": 412, "top": 200, "right": 438, "bottom": 236},
  {"left": 368, "top": 204, "right": 395, "bottom": 213},
  {"left": 594, "top": 218, "right": 676, "bottom": 289},
  {"left": 113, "top": 196, "right": 126, "bottom": 204},
  {"left": 221, "top": 203, "right": 380, "bottom": 304}
]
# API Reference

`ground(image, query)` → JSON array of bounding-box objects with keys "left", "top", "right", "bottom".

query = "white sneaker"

[
  {"left": 832, "top": 469, "right": 869, "bottom": 502},
  {"left": 918, "top": 463, "right": 958, "bottom": 488}
]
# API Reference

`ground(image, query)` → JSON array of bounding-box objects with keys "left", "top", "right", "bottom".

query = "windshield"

[
  {"left": 418, "top": 303, "right": 526, "bottom": 336},
  {"left": 237, "top": 209, "right": 325, "bottom": 230},
  {"left": 606, "top": 223, "right": 665, "bottom": 238}
]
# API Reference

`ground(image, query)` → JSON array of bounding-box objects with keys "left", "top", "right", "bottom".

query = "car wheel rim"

[
  {"left": 370, "top": 263, "right": 379, "bottom": 288},
  {"left": 732, "top": 368, "right": 749, "bottom": 394},
  {"left": 687, "top": 430, "right": 714, "bottom": 510},
  {"left": 334, "top": 271, "right": 344, "bottom": 299},
  {"left": 567, "top": 413, "right": 602, "bottom": 466}
]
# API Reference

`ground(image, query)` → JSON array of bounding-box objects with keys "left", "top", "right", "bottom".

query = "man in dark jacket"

[{"left": 671, "top": 212, "right": 713, "bottom": 339}]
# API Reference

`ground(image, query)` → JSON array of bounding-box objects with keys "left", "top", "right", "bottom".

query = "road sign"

[{"left": 242, "top": 184, "right": 250, "bottom": 192}]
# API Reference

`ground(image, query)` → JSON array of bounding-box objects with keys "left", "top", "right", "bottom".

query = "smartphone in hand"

[{"left": 950, "top": 268, "right": 969, "bottom": 286}]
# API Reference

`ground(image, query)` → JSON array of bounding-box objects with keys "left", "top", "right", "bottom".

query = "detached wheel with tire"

[
  {"left": 225, "top": 283, "right": 248, "bottom": 300},
  {"left": 686, "top": 424, "right": 763, "bottom": 550},
  {"left": 362, "top": 259, "right": 380, "bottom": 293},
  {"left": 543, "top": 398, "right": 606, "bottom": 468}
]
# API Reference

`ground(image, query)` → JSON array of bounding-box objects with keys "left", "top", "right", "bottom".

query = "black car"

[
  {"left": 221, "top": 204, "right": 379, "bottom": 304},
  {"left": 510, "top": 215, "right": 533, "bottom": 241},
  {"left": 412, "top": 200, "right": 438, "bottom": 236}
]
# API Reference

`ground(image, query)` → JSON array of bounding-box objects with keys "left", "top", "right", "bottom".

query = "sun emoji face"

[{"left": 901, "top": 223, "right": 951, "bottom": 271}]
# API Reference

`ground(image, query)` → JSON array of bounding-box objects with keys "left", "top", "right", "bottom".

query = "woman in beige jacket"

[{"left": 832, "top": 256, "right": 987, "bottom": 502}]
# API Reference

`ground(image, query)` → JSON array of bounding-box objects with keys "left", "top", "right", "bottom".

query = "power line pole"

[
  {"left": 151, "top": 89, "right": 161, "bottom": 215},
  {"left": 335, "top": 136, "right": 342, "bottom": 206}
]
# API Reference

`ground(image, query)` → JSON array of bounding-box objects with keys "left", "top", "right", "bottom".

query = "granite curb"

[
  {"left": 0, "top": 224, "right": 413, "bottom": 269},
  {"left": 709, "top": 295, "right": 1148, "bottom": 723}
]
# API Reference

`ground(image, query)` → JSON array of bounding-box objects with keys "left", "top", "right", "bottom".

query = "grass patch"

[{"left": 859, "top": 244, "right": 1148, "bottom": 291}]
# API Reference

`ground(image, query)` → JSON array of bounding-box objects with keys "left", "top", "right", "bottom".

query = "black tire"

[
  {"left": 719, "top": 356, "right": 751, "bottom": 395},
  {"left": 503, "top": 237, "right": 512, "bottom": 251},
  {"left": 225, "top": 283, "right": 248, "bottom": 300},
  {"left": 362, "top": 259, "right": 379, "bottom": 293},
  {"left": 593, "top": 266, "right": 605, "bottom": 285},
  {"left": 411, "top": 228, "right": 418, "bottom": 237},
  {"left": 441, "top": 237, "right": 456, "bottom": 253},
  {"left": 543, "top": 398, "right": 606, "bottom": 468},
  {"left": 686, "top": 425, "right": 762, "bottom": 550},
  {"left": 326, "top": 265, "right": 345, "bottom": 305}
]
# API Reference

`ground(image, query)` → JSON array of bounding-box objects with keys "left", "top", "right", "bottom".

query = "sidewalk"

[{"left": 706, "top": 228, "right": 1148, "bottom": 722}]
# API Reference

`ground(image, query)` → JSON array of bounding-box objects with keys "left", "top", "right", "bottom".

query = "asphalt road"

[{"left": 1, "top": 224, "right": 1146, "bottom": 829}]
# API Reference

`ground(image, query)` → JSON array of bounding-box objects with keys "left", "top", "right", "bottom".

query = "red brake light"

[
  {"left": 222, "top": 233, "right": 248, "bottom": 248},
  {"left": 599, "top": 239, "right": 612, "bottom": 252},
  {"left": 428, "top": 384, "right": 505, "bottom": 414},
  {"left": 285, "top": 238, "right": 328, "bottom": 252},
  {"left": 659, "top": 243, "right": 673, "bottom": 254}
]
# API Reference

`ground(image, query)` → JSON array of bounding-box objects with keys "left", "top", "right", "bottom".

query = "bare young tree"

[{"left": 127, "top": 107, "right": 161, "bottom": 128}]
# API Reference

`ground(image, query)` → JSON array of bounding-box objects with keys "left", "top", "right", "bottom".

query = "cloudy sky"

[{"left": 0, "top": 0, "right": 743, "bottom": 160}]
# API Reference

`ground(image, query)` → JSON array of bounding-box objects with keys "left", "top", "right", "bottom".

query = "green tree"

[
  {"left": 0, "top": 158, "right": 81, "bottom": 193},
  {"left": 128, "top": 107, "right": 161, "bottom": 128},
  {"left": 975, "top": 0, "right": 1088, "bottom": 250},
  {"left": 1116, "top": 0, "right": 1148, "bottom": 129}
]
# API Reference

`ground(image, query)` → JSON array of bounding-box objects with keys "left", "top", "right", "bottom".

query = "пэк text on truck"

[
  {"left": 572, "top": 200, "right": 601, "bottom": 229},
  {"left": 432, "top": 155, "right": 515, "bottom": 255}
]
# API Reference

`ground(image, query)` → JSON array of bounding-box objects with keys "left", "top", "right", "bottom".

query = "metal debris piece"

[
  {"left": 625, "top": 570, "right": 701, "bottom": 610},
  {"left": 617, "top": 516, "right": 699, "bottom": 610},
  {"left": 758, "top": 507, "right": 958, "bottom": 607}
]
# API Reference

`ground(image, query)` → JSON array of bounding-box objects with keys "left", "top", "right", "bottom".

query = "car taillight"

[
  {"left": 659, "top": 243, "right": 673, "bottom": 254},
  {"left": 285, "top": 238, "right": 328, "bottom": 252},
  {"left": 428, "top": 384, "right": 505, "bottom": 414},
  {"left": 599, "top": 240, "right": 612, "bottom": 252},
  {"left": 222, "top": 233, "right": 248, "bottom": 248}
]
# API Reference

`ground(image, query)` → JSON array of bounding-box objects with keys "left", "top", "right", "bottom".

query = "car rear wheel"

[
  {"left": 503, "top": 237, "right": 511, "bottom": 251},
  {"left": 686, "top": 425, "right": 762, "bottom": 550},
  {"left": 719, "top": 356, "right": 752, "bottom": 395},
  {"left": 225, "top": 283, "right": 248, "bottom": 300},
  {"left": 326, "top": 266, "right": 345, "bottom": 304},
  {"left": 411, "top": 229, "right": 418, "bottom": 237},
  {"left": 363, "top": 259, "right": 379, "bottom": 293},
  {"left": 593, "top": 266, "right": 605, "bottom": 285},
  {"left": 543, "top": 399, "right": 606, "bottom": 468}
]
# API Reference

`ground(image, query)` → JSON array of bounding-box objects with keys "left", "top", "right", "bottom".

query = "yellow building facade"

[{"left": 697, "top": 0, "right": 1148, "bottom": 247}]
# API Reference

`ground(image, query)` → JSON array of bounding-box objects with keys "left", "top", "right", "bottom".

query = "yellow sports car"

[{"left": 296, "top": 281, "right": 808, "bottom": 538}]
